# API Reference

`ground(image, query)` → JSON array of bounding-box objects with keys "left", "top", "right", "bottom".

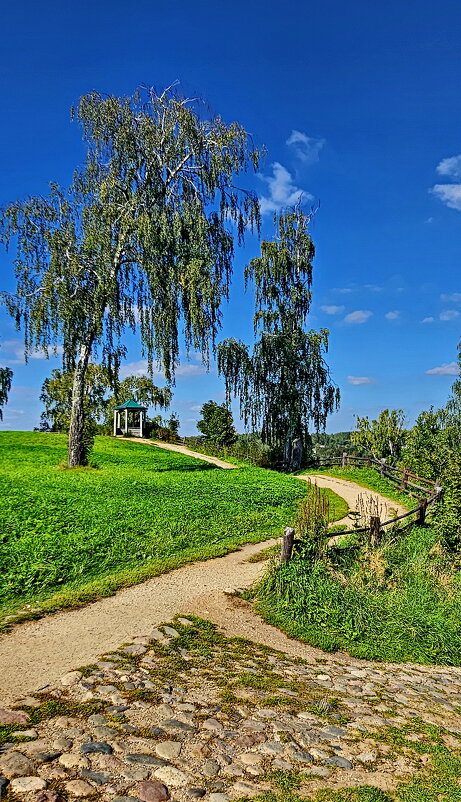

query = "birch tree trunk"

[{"left": 68, "top": 338, "right": 93, "bottom": 467}]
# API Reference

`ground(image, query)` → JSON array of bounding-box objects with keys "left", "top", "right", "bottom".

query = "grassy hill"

[{"left": 0, "top": 432, "right": 346, "bottom": 627}]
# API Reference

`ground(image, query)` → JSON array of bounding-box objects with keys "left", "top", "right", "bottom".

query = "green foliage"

[
  {"left": 351, "top": 409, "right": 406, "bottom": 464},
  {"left": 40, "top": 364, "right": 110, "bottom": 431},
  {"left": 218, "top": 207, "right": 339, "bottom": 471},
  {"left": 256, "top": 521, "right": 461, "bottom": 664},
  {"left": 197, "top": 400, "right": 237, "bottom": 446},
  {"left": 0, "top": 365, "right": 12, "bottom": 421},
  {"left": 402, "top": 408, "right": 446, "bottom": 481},
  {"left": 186, "top": 432, "right": 276, "bottom": 467},
  {"left": 1, "top": 86, "right": 262, "bottom": 465},
  {"left": 0, "top": 432, "right": 310, "bottom": 623}
]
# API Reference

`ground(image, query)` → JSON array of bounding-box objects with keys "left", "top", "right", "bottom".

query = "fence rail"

[{"left": 281, "top": 454, "right": 443, "bottom": 561}]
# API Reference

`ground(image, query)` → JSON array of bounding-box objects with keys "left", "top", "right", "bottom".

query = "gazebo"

[{"left": 113, "top": 399, "right": 147, "bottom": 437}]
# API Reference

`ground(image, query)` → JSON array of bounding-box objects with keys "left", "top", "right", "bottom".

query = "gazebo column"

[
  {"left": 113, "top": 410, "right": 118, "bottom": 436},
  {"left": 124, "top": 408, "right": 128, "bottom": 435},
  {"left": 139, "top": 409, "right": 144, "bottom": 437}
]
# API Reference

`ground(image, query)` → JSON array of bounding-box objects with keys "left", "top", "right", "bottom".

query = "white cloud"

[
  {"left": 332, "top": 287, "right": 353, "bottom": 294},
  {"left": 427, "top": 362, "right": 460, "bottom": 376},
  {"left": 320, "top": 305, "right": 345, "bottom": 315},
  {"left": 347, "top": 376, "right": 376, "bottom": 385},
  {"left": 344, "top": 310, "right": 372, "bottom": 324},
  {"left": 120, "top": 359, "right": 207, "bottom": 380},
  {"left": 436, "top": 155, "right": 461, "bottom": 179},
  {"left": 286, "top": 130, "right": 325, "bottom": 164},
  {"left": 0, "top": 339, "right": 63, "bottom": 364},
  {"left": 441, "top": 293, "right": 461, "bottom": 303},
  {"left": 259, "top": 162, "right": 312, "bottom": 215},
  {"left": 364, "top": 284, "right": 383, "bottom": 292},
  {"left": 432, "top": 184, "right": 461, "bottom": 211},
  {"left": 422, "top": 316, "right": 435, "bottom": 323},
  {"left": 385, "top": 311, "right": 399, "bottom": 320},
  {"left": 440, "top": 309, "right": 460, "bottom": 321}
]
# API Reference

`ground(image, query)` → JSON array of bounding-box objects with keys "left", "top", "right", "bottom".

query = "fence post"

[
  {"left": 417, "top": 498, "right": 428, "bottom": 526},
  {"left": 370, "top": 516, "right": 381, "bottom": 547},
  {"left": 342, "top": 451, "right": 347, "bottom": 469},
  {"left": 401, "top": 469, "right": 408, "bottom": 491},
  {"left": 380, "top": 458, "right": 386, "bottom": 477},
  {"left": 367, "top": 455, "right": 372, "bottom": 467},
  {"left": 280, "top": 527, "right": 295, "bottom": 563}
]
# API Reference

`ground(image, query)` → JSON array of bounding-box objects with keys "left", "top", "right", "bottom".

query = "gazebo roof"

[{"left": 114, "top": 398, "right": 147, "bottom": 410}]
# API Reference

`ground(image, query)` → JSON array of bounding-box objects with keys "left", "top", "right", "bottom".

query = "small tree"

[
  {"left": 40, "top": 364, "right": 110, "bottom": 432},
  {"left": 0, "top": 366, "right": 12, "bottom": 421},
  {"left": 351, "top": 409, "right": 406, "bottom": 464},
  {"left": 217, "top": 206, "right": 339, "bottom": 470},
  {"left": 1, "top": 86, "right": 261, "bottom": 466},
  {"left": 197, "top": 400, "right": 237, "bottom": 447}
]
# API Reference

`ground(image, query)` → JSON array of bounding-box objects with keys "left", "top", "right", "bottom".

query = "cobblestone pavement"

[{"left": 1, "top": 617, "right": 461, "bottom": 802}]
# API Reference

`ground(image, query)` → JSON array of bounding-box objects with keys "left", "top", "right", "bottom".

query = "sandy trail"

[
  {"left": 123, "top": 438, "right": 238, "bottom": 469},
  {"left": 0, "top": 454, "right": 405, "bottom": 705},
  {"left": 300, "top": 472, "right": 407, "bottom": 526}
]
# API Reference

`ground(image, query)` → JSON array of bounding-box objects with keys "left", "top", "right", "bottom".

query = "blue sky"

[{"left": 1, "top": 0, "right": 461, "bottom": 434}]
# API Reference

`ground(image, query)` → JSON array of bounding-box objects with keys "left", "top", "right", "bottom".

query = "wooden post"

[
  {"left": 380, "top": 458, "right": 386, "bottom": 477},
  {"left": 280, "top": 527, "right": 295, "bottom": 563},
  {"left": 401, "top": 469, "right": 408, "bottom": 491},
  {"left": 124, "top": 408, "right": 128, "bottom": 435},
  {"left": 370, "top": 516, "right": 381, "bottom": 547},
  {"left": 367, "top": 455, "right": 372, "bottom": 467},
  {"left": 342, "top": 451, "right": 347, "bottom": 469},
  {"left": 417, "top": 498, "right": 428, "bottom": 526}
]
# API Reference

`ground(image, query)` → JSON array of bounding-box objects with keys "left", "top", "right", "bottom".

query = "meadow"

[{"left": 0, "top": 432, "right": 345, "bottom": 626}]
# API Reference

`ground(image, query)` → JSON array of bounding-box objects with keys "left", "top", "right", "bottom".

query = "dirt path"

[
  {"left": 301, "top": 472, "right": 407, "bottom": 526},
  {"left": 123, "top": 437, "right": 238, "bottom": 469},
  {"left": 0, "top": 472, "right": 406, "bottom": 705}
]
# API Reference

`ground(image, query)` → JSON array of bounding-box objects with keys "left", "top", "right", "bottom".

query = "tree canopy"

[
  {"left": 351, "top": 408, "right": 406, "bottom": 464},
  {"left": 217, "top": 207, "right": 339, "bottom": 470},
  {"left": 1, "top": 86, "right": 262, "bottom": 465},
  {"left": 197, "top": 400, "right": 237, "bottom": 447}
]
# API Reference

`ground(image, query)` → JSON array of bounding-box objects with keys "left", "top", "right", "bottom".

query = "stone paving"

[{"left": 1, "top": 617, "right": 461, "bottom": 801}]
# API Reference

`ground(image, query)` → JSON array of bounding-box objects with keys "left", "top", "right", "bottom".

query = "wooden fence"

[{"left": 281, "top": 454, "right": 443, "bottom": 561}]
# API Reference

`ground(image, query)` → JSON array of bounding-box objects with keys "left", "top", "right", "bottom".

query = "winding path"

[{"left": 0, "top": 445, "right": 407, "bottom": 705}]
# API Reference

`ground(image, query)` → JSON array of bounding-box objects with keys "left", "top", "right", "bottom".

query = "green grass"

[
  {"left": 0, "top": 432, "right": 344, "bottom": 626},
  {"left": 255, "top": 521, "right": 461, "bottom": 665}
]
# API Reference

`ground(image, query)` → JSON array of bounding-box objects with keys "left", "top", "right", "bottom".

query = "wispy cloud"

[
  {"left": 427, "top": 362, "right": 459, "bottom": 376},
  {"left": 259, "top": 162, "right": 312, "bottom": 215},
  {"left": 1, "top": 339, "right": 63, "bottom": 364},
  {"left": 320, "top": 305, "right": 345, "bottom": 315},
  {"left": 432, "top": 184, "right": 461, "bottom": 211},
  {"left": 344, "top": 310, "right": 372, "bottom": 324},
  {"left": 422, "top": 317, "right": 435, "bottom": 324},
  {"left": 436, "top": 155, "right": 461, "bottom": 179},
  {"left": 347, "top": 376, "right": 376, "bottom": 385},
  {"left": 440, "top": 309, "right": 460, "bottom": 321},
  {"left": 120, "top": 358, "right": 208, "bottom": 381},
  {"left": 332, "top": 287, "right": 353, "bottom": 294},
  {"left": 286, "top": 130, "right": 325, "bottom": 164},
  {"left": 441, "top": 293, "right": 461, "bottom": 303},
  {"left": 385, "top": 311, "right": 399, "bottom": 320}
]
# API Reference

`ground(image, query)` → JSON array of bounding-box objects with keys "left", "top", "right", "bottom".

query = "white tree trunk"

[{"left": 68, "top": 339, "right": 93, "bottom": 467}]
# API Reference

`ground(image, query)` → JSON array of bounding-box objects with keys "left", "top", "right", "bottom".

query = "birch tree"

[
  {"left": 217, "top": 207, "right": 339, "bottom": 470},
  {"left": 0, "top": 86, "right": 261, "bottom": 465}
]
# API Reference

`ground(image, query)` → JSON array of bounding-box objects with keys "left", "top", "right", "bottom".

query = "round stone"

[
  {"left": 155, "top": 742, "right": 181, "bottom": 760},
  {"left": 187, "top": 791, "right": 206, "bottom": 799},
  {"left": 0, "top": 752, "right": 35, "bottom": 778},
  {"left": 0, "top": 709, "right": 29, "bottom": 726},
  {"left": 11, "top": 777, "right": 47, "bottom": 793},
  {"left": 136, "top": 779, "right": 169, "bottom": 802},
  {"left": 60, "top": 671, "right": 82, "bottom": 687},
  {"left": 154, "top": 766, "right": 189, "bottom": 787},
  {"left": 64, "top": 780, "right": 95, "bottom": 797},
  {"left": 80, "top": 742, "right": 113, "bottom": 755},
  {"left": 0, "top": 778, "right": 9, "bottom": 799}
]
